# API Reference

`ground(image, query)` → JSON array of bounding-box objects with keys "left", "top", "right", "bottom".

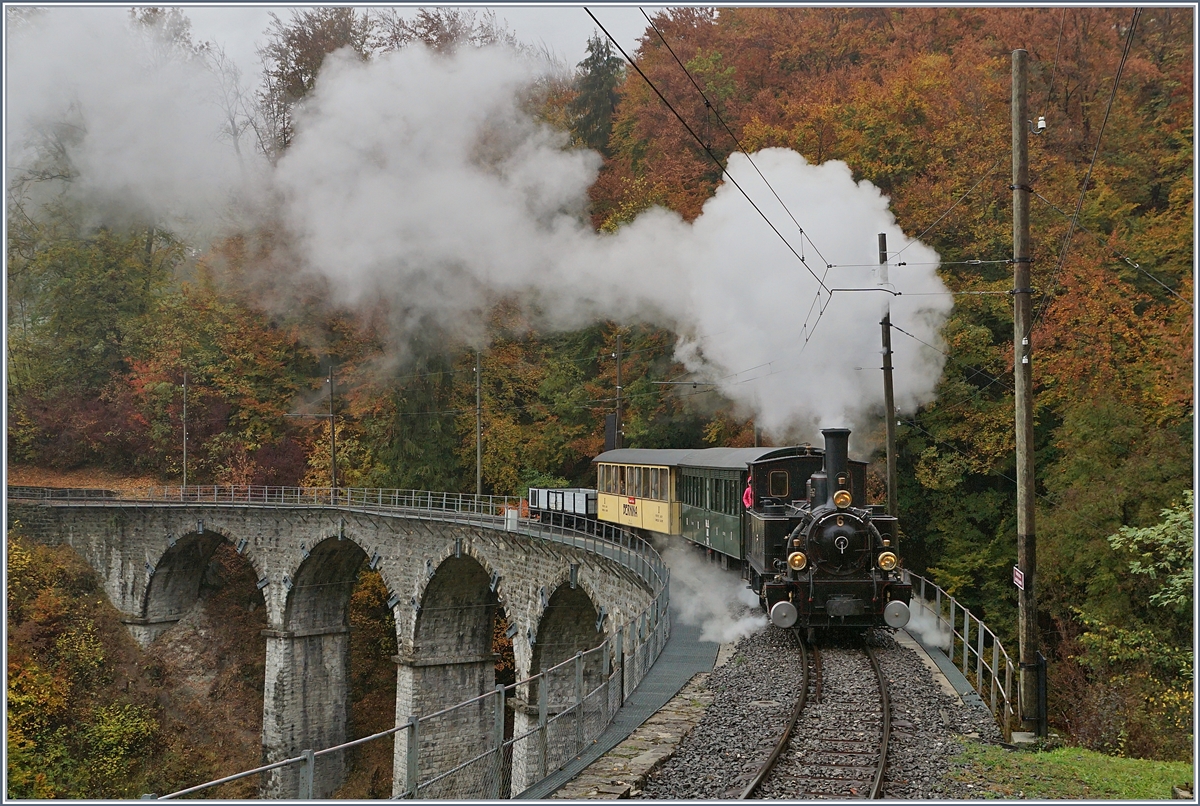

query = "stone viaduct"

[{"left": 7, "top": 488, "right": 665, "bottom": 798}]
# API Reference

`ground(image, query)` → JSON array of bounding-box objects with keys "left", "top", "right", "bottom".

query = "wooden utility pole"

[
  {"left": 879, "top": 233, "right": 897, "bottom": 518},
  {"left": 1012, "top": 49, "right": 1039, "bottom": 734},
  {"left": 476, "top": 350, "right": 483, "bottom": 497},
  {"left": 614, "top": 332, "right": 623, "bottom": 449}
]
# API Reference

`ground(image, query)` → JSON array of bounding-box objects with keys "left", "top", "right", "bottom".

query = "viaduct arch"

[{"left": 7, "top": 493, "right": 660, "bottom": 798}]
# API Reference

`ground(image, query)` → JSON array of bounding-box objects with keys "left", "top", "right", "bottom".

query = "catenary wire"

[
  {"left": 1031, "top": 191, "right": 1184, "bottom": 302},
  {"left": 638, "top": 7, "right": 835, "bottom": 272},
  {"left": 583, "top": 7, "right": 832, "bottom": 299},
  {"left": 1031, "top": 8, "right": 1141, "bottom": 332},
  {"left": 892, "top": 158, "right": 1007, "bottom": 260}
]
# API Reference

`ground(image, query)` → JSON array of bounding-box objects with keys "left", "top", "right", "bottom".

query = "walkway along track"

[{"left": 742, "top": 635, "right": 891, "bottom": 800}]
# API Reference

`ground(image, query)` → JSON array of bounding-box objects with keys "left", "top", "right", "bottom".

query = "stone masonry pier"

[{"left": 7, "top": 488, "right": 662, "bottom": 798}]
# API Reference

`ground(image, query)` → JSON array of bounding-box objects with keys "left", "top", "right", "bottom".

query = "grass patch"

[{"left": 946, "top": 740, "right": 1194, "bottom": 799}]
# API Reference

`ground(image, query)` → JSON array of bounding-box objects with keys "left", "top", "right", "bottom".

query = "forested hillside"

[{"left": 7, "top": 4, "right": 1192, "bottom": 776}]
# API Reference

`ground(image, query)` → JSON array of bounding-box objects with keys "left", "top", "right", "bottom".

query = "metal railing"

[
  {"left": 7, "top": 485, "right": 669, "bottom": 593},
  {"left": 904, "top": 570, "right": 1017, "bottom": 740},
  {"left": 151, "top": 584, "right": 671, "bottom": 799}
]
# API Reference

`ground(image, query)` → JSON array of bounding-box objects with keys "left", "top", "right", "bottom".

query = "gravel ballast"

[{"left": 638, "top": 627, "right": 1003, "bottom": 799}]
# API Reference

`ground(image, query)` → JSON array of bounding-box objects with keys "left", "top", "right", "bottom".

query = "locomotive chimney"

[{"left": 821, "top": 428, "right": 852, "bottom": 506}]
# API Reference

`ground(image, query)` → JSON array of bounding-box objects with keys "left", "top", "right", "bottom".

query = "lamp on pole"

[
  {"left": 181, "top": 370, "right": 188, "bottom": 489},
  {"left": 328, "top": 365, "right": 336, "bottom": 495},
  {"left": 285, "top": 364, "right": 338, "bottom": 501}
]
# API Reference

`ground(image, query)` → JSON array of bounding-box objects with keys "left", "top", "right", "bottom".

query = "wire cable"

[
  {"left": 1031, "top": 7, "right": 1141, "bottom": 332},
  {"left": 638, "top": 7, "right": 835, "bottom": 272},
  {"left": 1031, "top": 190, "right": 1185, "bottom": 302},
  {"left": 892, "top": 158, "right": 1007, "bottom": 260},
  {"left": 888, "top": 321, "right": 1014, "bottom": 393},
  {"left": 583, "top": 7, "right": 831, "bottom": 297}
]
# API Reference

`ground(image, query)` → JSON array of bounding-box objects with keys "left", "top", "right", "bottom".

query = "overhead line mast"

[
  {"left": 879, "top": 234, "right": 897, "bottom": 519},
  {"left": 1012, "top": 49, "right": 1040, "bottom": 737}
]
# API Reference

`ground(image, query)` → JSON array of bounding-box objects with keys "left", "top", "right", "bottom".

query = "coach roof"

[{"left": 593, "top": 446, "right": 807, "bottom": 471}]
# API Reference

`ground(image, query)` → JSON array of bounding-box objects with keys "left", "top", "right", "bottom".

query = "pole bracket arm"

[
  {"left": 1008, "top": 287, "right": 1035, "bottom": 295},
  {"left": 1009, "top": 183, "right": 1034, "bottom": 192}
]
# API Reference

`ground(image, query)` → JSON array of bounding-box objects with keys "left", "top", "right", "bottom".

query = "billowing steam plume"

[{"left": 7, "top": 11, "right": 952, "bottom": 440}]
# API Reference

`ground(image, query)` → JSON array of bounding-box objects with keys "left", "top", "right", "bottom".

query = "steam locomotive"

[
  {"left": 745, "top": 428, "right": 911, "bottom": 638},
  {"left": 529, "top": 427, "right": 911, "bottom": 636}
]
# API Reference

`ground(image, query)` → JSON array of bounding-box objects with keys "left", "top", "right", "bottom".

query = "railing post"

[
  {"left": 574, "top": 651, "right": 584, "bottom": 754},
  {"left": 537, "top": 675, "right": 548, "bottom": 779},
  {"left": 991, "top": 638, "right": 1000, "bottom": 716},
  {"left": 406, "top": 716, "right": 419, "bottom": 799},
  {"left": 299, "top": 748, "right": 314, "bottom": 799},
  {"left": 602, "top": 639, "right": 611, "bottom": 717},
  {"left": 492, "top": 684, "right": 506, "bottom": 798},
  {"left": 976, "top": 621, "right": 985, "bottom": 694},
  {"left": 962, "top": 607, "right": 970, "bottom": 676},
  {"left": 1004, "top": 660, "right": 1014, "bottom": 740},
  {"left": 616, "top": 627, "right": 625, "bottom": 706},
  {"left": 947, "top": 598, "right": 955, "bottom": 657},
  {"left": 1037, "top": 651, "right": 1048, "bottom": 738}
]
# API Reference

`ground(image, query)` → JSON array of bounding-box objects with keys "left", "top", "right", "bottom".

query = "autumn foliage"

[{"left": 7, "top": 5, "right": 1192, "bottom": 772}]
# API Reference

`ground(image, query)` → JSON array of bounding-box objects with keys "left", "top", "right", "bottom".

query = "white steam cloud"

[
  {"left": 906, "top": 598, "right": 952, "bottom": 652},
  {"left": 660, "top": 544, "right": 766, "bottom": 644},
  {"left": 277, "top": 45, "right": 952, "bottom": 437},
  {"left": 7, "top": 11, "right": 953, "bottom": 437},
  {"left": 6, "top": 9, "right": 266, "bottom": 235}
]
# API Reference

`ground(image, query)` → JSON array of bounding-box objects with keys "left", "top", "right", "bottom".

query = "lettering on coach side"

[{"left": 623, "top": 496, "right": 638, "bottom": 517}]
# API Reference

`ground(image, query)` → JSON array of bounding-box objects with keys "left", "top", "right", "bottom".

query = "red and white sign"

[{"left": 1013, "top": 565, "right": 1025, "bottom": 591}]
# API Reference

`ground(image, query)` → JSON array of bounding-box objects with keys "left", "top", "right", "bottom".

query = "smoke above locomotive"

[{"left": 7, "top": 12, "right": 953, "bottom": 442}]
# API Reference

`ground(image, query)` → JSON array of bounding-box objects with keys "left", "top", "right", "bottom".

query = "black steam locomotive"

[
  {"left": 746, "top": 428, "right": 911, "bottom": 638},
  {"left": 532, "top": 427, "right": 912, "bottom": 636}
]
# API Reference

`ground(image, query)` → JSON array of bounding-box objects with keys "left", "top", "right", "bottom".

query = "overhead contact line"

[
  {"left": 638, "top": 8, "right": 835, "bottom": 274},
  {"left": 583, "top": 7, "right": 832, "bottom": 301},
  {"left": 1032, "top": 190, "right": 1184, "bottom": 302},
  {"left": 1032, "top": 7, "right": 1141, "bottom": 331}
]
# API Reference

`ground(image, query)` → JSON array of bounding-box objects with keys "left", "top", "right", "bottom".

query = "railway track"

[{"left": 741, "top": 634, "right": 891, "bottom": 800}]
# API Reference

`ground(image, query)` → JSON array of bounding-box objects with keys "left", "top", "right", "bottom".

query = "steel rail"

[
  {"left": 742, "top": 639, "right": 891, "bottom": 800},
  {"left": 739, "top": 629, "right": 811, "bottom": 799},
  {"left": 865, "top": 644, "right": 892, "bottom": 799}
]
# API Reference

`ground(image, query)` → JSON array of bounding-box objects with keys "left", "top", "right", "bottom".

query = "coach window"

[{"left": 769, "top": 470, "right": 789, "bottom": 498}]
